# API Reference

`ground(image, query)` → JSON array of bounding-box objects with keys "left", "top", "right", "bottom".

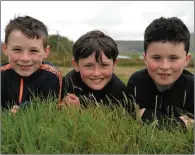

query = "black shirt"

[
  {"left": 127, "top": 68, "right": 194, "bottom": 121},
  {"left": 61, "top": 69, "right": 129, "bottom": 108},
  {"left": 1, "top": 62, "right": 62, "bottom": 109}
]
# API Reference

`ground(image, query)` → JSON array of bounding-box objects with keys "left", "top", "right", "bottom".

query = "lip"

[
  {"left": 18, "top": 64, "right": 33, "bottom": 70},
  {"left": 18, "top": 64, "right": 33, "bottom": 67},
  {"left": 158, "top": 73, "right": 171, "bottom": 79},
  {"left": 90, "top": 78, "right": 104, "bottom": 83},
  {"left": 158, "top": 73, "right": 171, "bottom": 76}
]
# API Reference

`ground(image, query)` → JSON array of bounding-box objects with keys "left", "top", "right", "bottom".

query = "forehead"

[
  {"left": 79, "top": 52, "right": 113, "bottom": 63},
  {"left": 147, "top": 42, "right": 186, "bottom": 55},
  {"left": 7, "top": 30, "right": 44, "bottom": 48}
]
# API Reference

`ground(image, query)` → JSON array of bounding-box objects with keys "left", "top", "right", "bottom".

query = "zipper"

[{"left": 18, "top": 78, "right": 24, "bottom": 103}]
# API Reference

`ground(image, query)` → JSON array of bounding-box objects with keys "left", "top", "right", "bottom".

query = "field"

[
  {"left": 58, "top": 65, "right": 194, "bottom": 84},
  {"left": 1, "top": 101, "right": 194, "bottom": 154}
]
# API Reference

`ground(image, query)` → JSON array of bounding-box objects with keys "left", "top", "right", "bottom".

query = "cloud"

[{"left": 1, "top": 1, "right": 194, "bottom": 42}]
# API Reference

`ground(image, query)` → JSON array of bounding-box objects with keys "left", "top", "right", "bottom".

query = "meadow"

[{"left": 1, "top": 100, "right": 194, "bottom": 154}]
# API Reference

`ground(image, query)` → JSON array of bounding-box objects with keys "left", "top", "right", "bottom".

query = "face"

[
  {"left": 144, "top": 42, "right": 191, "bottom": 86},
  {"left": 73, "top": 52, "right": 117, "bottom": 90},
  {"left": 2, "top": 30, "right": 50, "bottom": 77}
]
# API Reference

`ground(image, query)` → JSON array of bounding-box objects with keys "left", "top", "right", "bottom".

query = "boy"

[
  {"left": 1, "top": 16, "right": 62, "bottom": 112},
  {"left": 127, "top": 17, "right": 194, "bottom": 128},
  {"left": 60, "top": 30, "right": 131, "bottom": 111}
]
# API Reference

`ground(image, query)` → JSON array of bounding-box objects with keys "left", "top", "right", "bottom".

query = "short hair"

[
  {"left": 144, "top": 17, "right": 190, "bottom": 54},
  {"left": 5, "top": 15, "right": 48, "bottom": 48},
  {"left": 73, "top": 30, "right": 119, "bottom": 62}
]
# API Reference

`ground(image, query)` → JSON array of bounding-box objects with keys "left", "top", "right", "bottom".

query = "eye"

[
  {"left": 101, "top": 63, "right": 109, "bottom": 67},
  {"left": 13, "top": 48, "right": 21, "bottom": 51},
  {"left": 30, "top": 49, "right": 39, "bottom": 53},
  {"left": 169, "top": 56, "right": 179, "bottom": 60},
  {"left": 152, "top": 55, "right": 161, "bottom": 60},
  {"left": 84, "top": 64, "right": 93, "bottom": 68}
]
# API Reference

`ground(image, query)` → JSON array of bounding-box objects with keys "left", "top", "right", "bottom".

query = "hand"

[
  {"left": 139, "top": 108, "right": 146, "bottom": 117},
  {"left": 179, "top": 115, "right": 194, "bottom": 129},
  {"left": 11, "top": 105, "right": 20, "bottom": 114},
  {"left": 64, "top": 93, "right": 80, "bottom": 106}
]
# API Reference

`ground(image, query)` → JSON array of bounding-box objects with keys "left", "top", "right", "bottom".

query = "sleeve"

[
  {"left": 1, "top": 89, "right": 8, "bottom": 109},
  {"left": 184, "top": 84, "right": 194, "bottom": 119},
  {"left": 61, "top": 76, "right": 75, "bottom": 100}
]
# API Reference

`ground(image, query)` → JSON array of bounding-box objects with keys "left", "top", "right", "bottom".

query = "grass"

[{"left": 1, "top": 99, "right": 194, "bottom": 154}]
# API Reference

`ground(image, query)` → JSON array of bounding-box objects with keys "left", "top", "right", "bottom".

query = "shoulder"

[
  {"left": 111, "top": 73, "right": 126, "bottom": 89},
  {"left": 1, "top": 63, "right": 12, "bottom": 72},
  {"left": 181, "top": 69, "right": 194, "bottom": 84},
  {"left": 63, "top": 69, "right": 80, "bottom": 82},
  {"left": 40, "top": 62, "right": 62, "bottom": 78},
  {"left": 128, "top": 68, "right": 149, "bottom": 84}
]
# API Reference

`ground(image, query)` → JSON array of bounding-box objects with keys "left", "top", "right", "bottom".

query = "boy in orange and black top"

[{"left": 1, "top": 16, "right": 62, "bottom": 112}]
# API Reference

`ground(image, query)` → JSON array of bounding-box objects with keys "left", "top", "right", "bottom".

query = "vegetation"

[{"left": 1, "top": 99, "right": 194, "bottom": 154}]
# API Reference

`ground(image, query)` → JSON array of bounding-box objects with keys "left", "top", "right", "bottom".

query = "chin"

[
  {"left": 17, "top": 72, "right": 33, "bottom": 77},
  {"left": 90, "top": 85, "right": 104, "bottom": 90}
]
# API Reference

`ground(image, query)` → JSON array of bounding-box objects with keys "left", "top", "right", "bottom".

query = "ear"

[
  {"left": 112, "top": 58, "right": 118, "bottom": 71},
  {"left": 44, "top": 45, "right": 50, "bottom": 58},
  {"left": 185, "top": 53, "right": 191, "bottom": 67},
  {"left": 143, "top": 52, "right": 147, "bottom": 65},
  {"left": 2, "top": 43, "right": 8, "bottom": 56},
  {"left": 72, "top": 58, "right": 79, "bottom": 72}
]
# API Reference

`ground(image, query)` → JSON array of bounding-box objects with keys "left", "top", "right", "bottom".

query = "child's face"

[
  {"left": 73, "top": 52, "right": 117, "bottom": 90},
  {"left": 2, "top": 30, "right": 50, "bottom": 77},
  {"left": 144, "top": 42, "right": 191, "bottom": 86}
]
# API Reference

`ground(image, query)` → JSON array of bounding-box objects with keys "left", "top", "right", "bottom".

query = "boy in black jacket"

[
  {"left": 127, "top": 17, "right": 194, "bottom": 128},
  {"left": 1, "top": 16, "right": 62, "bottom": 112},
  {"left": 60, "top": 30, "right": 130, "bottom": 111}
]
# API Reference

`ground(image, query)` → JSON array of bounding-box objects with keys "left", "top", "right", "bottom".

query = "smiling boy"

[
  {"left": 1, "top": 16, "right": 62, "bottom": 112},
  {"left": 127, "top": 17, "right": 194, "bottom": 128},
  {"left": 60, "top": 30, "right": 131, "bottom": 111}
]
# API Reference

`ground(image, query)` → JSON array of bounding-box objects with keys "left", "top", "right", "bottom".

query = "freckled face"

[{"left": 73, "top": 52, "right": 117, "bottom": 90}]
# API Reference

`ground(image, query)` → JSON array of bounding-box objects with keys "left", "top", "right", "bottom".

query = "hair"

[
  {"left": 144, "top": 17, "right": 190, "bottom": 54},
  {"left": 4, "top": 15, "right": 48, "bottom": 48},
  {"left": 73, "top": 30, "right": 119, "bottom": 62}
]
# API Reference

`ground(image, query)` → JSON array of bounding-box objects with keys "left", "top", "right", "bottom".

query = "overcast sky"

[{"left": 1, "top": 1, "right": 194, "bottom": 42}]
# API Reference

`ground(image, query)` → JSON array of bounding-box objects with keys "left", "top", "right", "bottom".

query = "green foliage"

[
  {"left": 1, "top": 99, "right": 194, "bottom": 154},
  {"left": 48, "top": 34, "right": 74, "bottom": 57},
  {"left": 117, "top": 58, "right": 145, "bottom": 67}
]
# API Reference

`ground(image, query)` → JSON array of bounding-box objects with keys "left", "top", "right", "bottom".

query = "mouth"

[
  {"left": 158, "top": 73, "right": 171, "bottom": 77},
  {"left": 17, "top": 64, "right": 33, "bottom": 69},
  {"left": 90, "top": 78, "right": 104, "bottom": 83},
  {"left": 18, "top": 64, "right": 33, "bottom": 67}
]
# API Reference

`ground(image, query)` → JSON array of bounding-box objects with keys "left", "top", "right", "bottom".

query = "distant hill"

[{"left": 116, "top": 33, "right": 194, "bottom": 54}]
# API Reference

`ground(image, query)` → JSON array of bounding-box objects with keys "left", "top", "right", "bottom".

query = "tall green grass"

[{"left": 1, "top": 99, "right": 194, "bottom": 154}]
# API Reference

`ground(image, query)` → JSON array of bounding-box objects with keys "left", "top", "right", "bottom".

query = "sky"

[{"left": 1, "top": 1, "right": 194, "bottom": 42}]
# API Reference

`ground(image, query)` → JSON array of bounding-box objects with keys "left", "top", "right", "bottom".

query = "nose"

[
  {"left": 20, "top": 51, "right": 30, "bottom": 61},
  {"left": 160, "top": 59, "right": 170, "bottom": 70},
  {"left": 92, "top": 66, "right": 101, "bottom": 76}
]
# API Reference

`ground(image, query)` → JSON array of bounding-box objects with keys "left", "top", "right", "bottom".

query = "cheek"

[
  {"left": 7, "top": 53, "right": 19, "bottom": 62},
  {"left": 103, "top": 68, "right": 113, "bottom": 77},
  {"left": 79, "top": 68, "right": 91, "bottom": 78},
  {"left": 171, "top": 61, "right": 186, "bottom": 71},
  {"left": 147, "top": 61, "right": 159, "bottom": 72}
]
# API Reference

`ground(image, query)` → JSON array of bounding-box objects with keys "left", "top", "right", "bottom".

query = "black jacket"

[
  {"left": 127, "top": 68, "right": 194, "bottom": 122},
  {"left": 1, "top": 62, "right": 62, "bottom": 109},
  {"left": 62, "top": 70, "right": 129, "bottom": 109}
]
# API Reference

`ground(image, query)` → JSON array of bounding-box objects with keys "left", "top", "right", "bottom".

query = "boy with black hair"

[
  {"left": 60, "top": 30, "right": 131, "bottom": 111},
  {"left": 127, "top": 17, "right": 194, "bottom": 128},
  {"left": 1, "top": 15, "right": 62, "bottom": 113}
]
